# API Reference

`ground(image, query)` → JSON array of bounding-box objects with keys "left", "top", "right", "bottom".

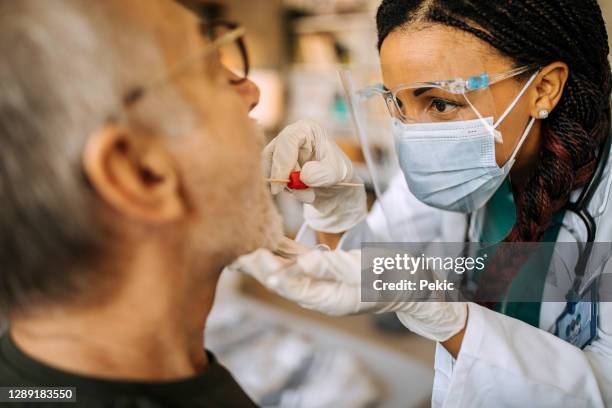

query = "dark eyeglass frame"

[{"left": 199, "top": 20, "right": 250, "bottom": 85}]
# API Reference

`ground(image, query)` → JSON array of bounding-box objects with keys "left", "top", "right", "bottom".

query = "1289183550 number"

[{"left": 0, "top": 387, "right": 76, "bottom": 403}]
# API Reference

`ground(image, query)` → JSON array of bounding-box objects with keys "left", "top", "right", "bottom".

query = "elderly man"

[{"left": 0, "top": 0, "right": 282, "bottom": 406}]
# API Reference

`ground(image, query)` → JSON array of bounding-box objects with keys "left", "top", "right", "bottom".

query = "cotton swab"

[
  {"left": 266, "top": 179, "right": 364, "bottom": 187},
  {"left": 265, "top": 171, "right": 364, "bottom": 189}
]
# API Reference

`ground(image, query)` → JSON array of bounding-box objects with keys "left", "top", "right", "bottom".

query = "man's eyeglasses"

[
  {"left": 122, "top": 25, "right": 248, "bottom": 108},
  {"left": 200, "top": 21, "right": 250, "bottom": 85}
]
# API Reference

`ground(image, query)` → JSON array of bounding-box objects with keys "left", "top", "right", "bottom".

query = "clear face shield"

[{"left": 339, "top": 62, "right": 539, "bottom": 242}]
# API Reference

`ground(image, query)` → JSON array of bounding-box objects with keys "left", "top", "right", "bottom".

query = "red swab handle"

[{"left": 287, "top": 171, "right": 309, "bottom": 190}]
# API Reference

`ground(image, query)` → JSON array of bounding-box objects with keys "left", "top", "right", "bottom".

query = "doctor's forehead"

[{"left": 380, "top": 24, "right": 511, "bottom": 85}]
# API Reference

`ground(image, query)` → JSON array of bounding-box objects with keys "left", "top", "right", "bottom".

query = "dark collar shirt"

[{"left": 0, "top": 334, "right": 257, "bottom": 407}]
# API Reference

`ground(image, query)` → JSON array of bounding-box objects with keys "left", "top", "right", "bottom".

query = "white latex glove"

[
  {"left": 263, "top": 119, "right": 367, "bottom": 233},
  {"left": 230, "top": 238, "right": 468, "bottom": 342}
]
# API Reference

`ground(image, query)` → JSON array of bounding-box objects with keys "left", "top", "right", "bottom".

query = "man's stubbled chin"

[{"left": 239, "top": 119, "right": 284, "bottom": 254}]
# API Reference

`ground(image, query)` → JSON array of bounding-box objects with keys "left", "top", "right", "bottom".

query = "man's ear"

[
  {"left": 83, "top": 125, "right": 186, "bottom": 224},
  {"left": 530, "top": 61, "right": 569, "bottom": 117}
]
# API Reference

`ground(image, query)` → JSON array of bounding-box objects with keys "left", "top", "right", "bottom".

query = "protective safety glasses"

[{"left": 361, "top": 65, "right": 538, "bottom": 125}]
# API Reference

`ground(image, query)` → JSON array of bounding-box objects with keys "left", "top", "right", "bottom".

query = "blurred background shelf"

[
  {"left": 239, "top": 276, "right": 436, "bottom": 368},
  {"left": 209, "top": 271, "right": 435, "bottom": 407}
]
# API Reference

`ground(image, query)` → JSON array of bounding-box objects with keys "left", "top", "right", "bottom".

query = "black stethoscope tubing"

[{"left": 565, "top": 126, "right": 611, "bottom": 300}]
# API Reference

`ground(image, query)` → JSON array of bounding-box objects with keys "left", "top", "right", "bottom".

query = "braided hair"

[{"left": 377, "top": 0, "right": 611, "bottom": 301}]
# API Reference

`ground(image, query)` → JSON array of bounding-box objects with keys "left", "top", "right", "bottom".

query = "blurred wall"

[
  {"left": 216, "top": 1, "right": 612, "bottom": 68},
  {"left": 215, "top": 0, "right": 612, "bottom": 68},
  {"left": 215, "top": 0, "right": 287, "bottom": 69}
]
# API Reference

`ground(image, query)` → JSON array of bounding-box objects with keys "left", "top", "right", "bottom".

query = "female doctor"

[{"left": 233, "top": 0, "right": 612, "bottom": 406}]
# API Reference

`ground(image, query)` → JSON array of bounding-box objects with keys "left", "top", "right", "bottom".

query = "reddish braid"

[{"left": 377, "top": 0, "right": 612, "bottom": 303}]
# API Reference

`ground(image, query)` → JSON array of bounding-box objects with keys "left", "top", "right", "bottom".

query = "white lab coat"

[{"left": 297, "top": 149, "right": 612, "bottom": 407}]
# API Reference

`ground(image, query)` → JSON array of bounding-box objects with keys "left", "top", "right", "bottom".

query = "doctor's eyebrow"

[
  {"left": 382, "top": 85, "right": 434, "bottom": 97},
  {"left": 413, "top": 87, "right": 434, "bottom": 97}
]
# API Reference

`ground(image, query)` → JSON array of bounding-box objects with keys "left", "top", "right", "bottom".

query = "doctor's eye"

[
  {"left": 395, "top": 97, "right": 404, "bottom": 111},
  {"left": 430, "top": 98, "right": 461, "bottom": 114}
]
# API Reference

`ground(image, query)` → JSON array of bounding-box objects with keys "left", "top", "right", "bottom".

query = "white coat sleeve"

[{"left": 432, "top": 301, "right": 610, "bottom": 407}]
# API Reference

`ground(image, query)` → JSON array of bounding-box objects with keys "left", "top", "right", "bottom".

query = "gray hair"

[{"left": 0, "top": 0, "right": 172, "bottom": 315}]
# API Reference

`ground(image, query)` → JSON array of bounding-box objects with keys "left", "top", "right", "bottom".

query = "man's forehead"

[
  {"left": 100, "top": 0, "right": 218, "bottom": 105},
  {"left": 108, "top": 0, "right": 214, "bottom": 75},
  {"left": 105, "top": 0, "right": 202, "bottom": 38},
  {"left": 174, "top": 0, "right": 211, "bottom": 20}
]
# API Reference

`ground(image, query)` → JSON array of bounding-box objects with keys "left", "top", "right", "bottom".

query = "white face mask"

[{"left": 393, "top": 72, "right": 538, "bottom": 213}]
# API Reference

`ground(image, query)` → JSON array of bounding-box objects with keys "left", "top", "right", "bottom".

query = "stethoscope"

[
  {"left": 463, "top": 123, "right": 611, "bottom": 347},
  {"left": 564, "top": 125, "right": 611, "bottom": 301},
  {"left": 551, "top": 125, "right": 612, "bottom": 348}
]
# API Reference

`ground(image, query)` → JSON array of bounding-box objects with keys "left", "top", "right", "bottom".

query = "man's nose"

[{"left": 234, "top": 78, "right": 261, "bottom": 112}]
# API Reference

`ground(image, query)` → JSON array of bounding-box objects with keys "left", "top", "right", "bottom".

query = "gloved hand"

[
  {"left": 230, "top": 238, "right": 468, "bottom": 342},
  {"left": 263, "top": 120, "right": 367, "bottom": 233}
]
